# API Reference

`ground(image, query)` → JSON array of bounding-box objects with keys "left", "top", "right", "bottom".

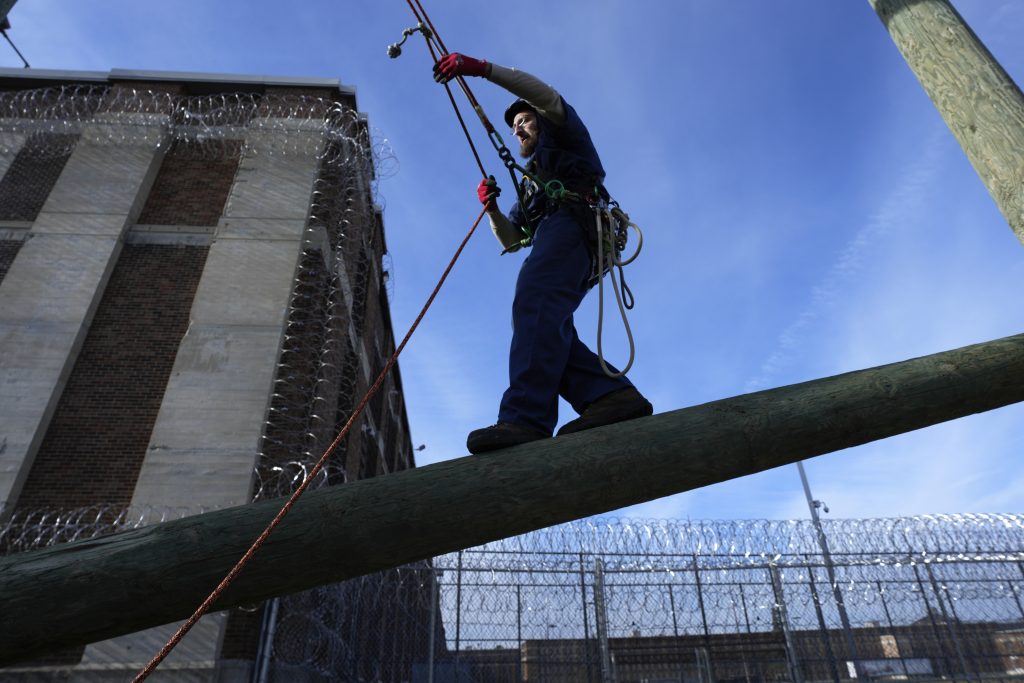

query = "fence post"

[
  {"left": 876, "top": 579, "right": 911, "bottom": 680},
  {"left": 427, "top": 566, "right": 438, "bottom": 683},
  {"left": 581, "top": 553, "right": 593, "bottom": 683},
  {"left": 253, "top": 597, "right": 279, "bottom": 683},
  {"left": 769, "top": 563, "right": 804, "bottom": 683},
  {"left": 924, "top": 563, "right": 975, "bottom": 681},
  {"left": 798, "top": 462, "right": 865, "bottom": 679},
  {"left": 455, "top": 550, "right": 463, "bottom": 672},
  {"left": 668, "top": 583, "right": 680, "bottom": 638},
  {"left": 516, "top": 583, "right": 523, "bottom": 683},
  {"left": 913, "top": 563, "right": 956, "bottom": 679},
  {"left": 594, "top": 558, "right": 613, "bottom": 683},
  {"left": 668, "top": 583, "right": 687, "bottom": 683},
  {"left": 808, "top": 567, "right": 841, "bottom": 683},
  {"left": 694, "top": 554, "right": 711, "bottom": 638},
  {"left": 693, "top": 554, "right": 715, "bottom": 683}
]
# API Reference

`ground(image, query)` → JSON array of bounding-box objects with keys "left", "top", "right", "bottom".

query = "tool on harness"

[
  {"left": 497, "top": 159, "right": 604, "bottom": 253},
  {"left": 497, "top": 174, "right": 587, "bottom": 254},
  {"left": 386, "top": 23, "right": 432, "bottom": 59}
]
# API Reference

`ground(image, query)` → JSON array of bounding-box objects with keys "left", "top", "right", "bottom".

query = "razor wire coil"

[{"left": 0, "top": 86, "right": 395, "bottom": 178}]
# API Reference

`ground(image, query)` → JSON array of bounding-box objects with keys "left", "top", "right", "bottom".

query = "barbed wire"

[
  {"left": 251, "top": 135, "right": 390, "bottom": 500},
  {"left": 3, "top": 506, "right": 1022, "bottom": 565},
  {"left": 0, "top": 84, "right": 398, "bottom": 507},
  {"left": 438, "top": 514, "right": 1024, "bottom": 572},
  {"left": 0, "top": 85, "right": 396, "bottom": 178}
]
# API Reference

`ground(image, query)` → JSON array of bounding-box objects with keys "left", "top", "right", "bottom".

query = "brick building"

[
  {"left": 0, "top": 67, "right": 434, "bottom": 681},
  {"left": 452, "top": 620, "right": 1024, "bottom": 683}
]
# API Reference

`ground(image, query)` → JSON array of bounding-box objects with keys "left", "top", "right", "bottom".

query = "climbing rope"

[
  {"left": 594, "top": 205, "right": 644, "bottom": 378},
  {"left": 132, "top": 207, "right": 487, "bottom": 682}
]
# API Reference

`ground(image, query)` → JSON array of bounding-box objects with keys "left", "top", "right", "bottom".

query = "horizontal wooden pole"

[{"left": 1, "top": 333, "right": 1023, "bottom": 662}]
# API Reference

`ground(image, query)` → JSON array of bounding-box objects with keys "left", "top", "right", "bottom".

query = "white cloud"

[{"left": 745, "top": 125, "right": 947, "bottom": 392}]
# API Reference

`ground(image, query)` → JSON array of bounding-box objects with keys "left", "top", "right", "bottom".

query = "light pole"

[{"left": 797, "top": 461, "right": 865, "bottom": 680}]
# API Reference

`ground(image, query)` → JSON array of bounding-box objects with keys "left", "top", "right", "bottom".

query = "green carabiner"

[{"left": 543, "top": 179, "right": 566, "bottom": 200}]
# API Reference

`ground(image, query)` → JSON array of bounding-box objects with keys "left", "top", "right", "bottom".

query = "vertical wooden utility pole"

[{"left": 869, "top": 0, "right": 1024, "bottom": 246}]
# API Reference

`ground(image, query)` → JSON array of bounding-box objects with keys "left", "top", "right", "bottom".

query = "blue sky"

[{"left": 4, "top": 1, "right": 1022, "bottom": 521}]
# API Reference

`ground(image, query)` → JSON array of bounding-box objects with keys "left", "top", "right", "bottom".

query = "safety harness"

[{"left": 507, "top": 161, "right": 645, "bottom": 378}]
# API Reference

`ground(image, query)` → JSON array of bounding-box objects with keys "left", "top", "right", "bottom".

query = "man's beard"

[{"left": 519, "top": 135, "right": 538, "bottom": 158}]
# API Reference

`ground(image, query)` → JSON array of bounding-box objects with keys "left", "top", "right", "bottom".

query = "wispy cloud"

[{"left": 745, "top": 125, "right": 946, "bottom": 392}]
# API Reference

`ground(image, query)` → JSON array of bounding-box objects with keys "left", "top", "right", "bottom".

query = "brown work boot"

[
  {"left": 557, "top": 387, "right": 653, "bottom": 436},
  {"left": 467, "top": 422, "right": 549, "bottom": 454}
]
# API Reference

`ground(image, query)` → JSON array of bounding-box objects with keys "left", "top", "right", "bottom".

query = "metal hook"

[{"left": 387, "top": 22, "right": 433, "bottom": 59}]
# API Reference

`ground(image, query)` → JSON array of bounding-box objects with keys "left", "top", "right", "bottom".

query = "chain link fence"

[
  {"left": 3, "top": 508, "right": 1023, "bottom": 681},
  {"left": 246, "top": 514, "right": 1024, "bottom": 683}
]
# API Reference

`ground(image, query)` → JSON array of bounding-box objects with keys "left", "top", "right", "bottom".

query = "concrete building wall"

[
  {"left": 0, "top": 239, "right": 21, "bottom": 283},
  {"left": 0, "top": 133, "right": 30, "bottom": 287},
  {"left": 0, "top": 71, "right": 418, "bottom": 681},
  {"left": 0, "top": 133, "right": 77, "bottom": 222},
  {"left": 13, "top": 244, "right": 209, "bottom": 510},
  {"left": 0, "top": 131, "right": 27, "bottom": 180},
  {"left": 129, "top": 129, "right": 323, "bottom": 512},
  {"left": 78, "top": 131, "right": 326, "bottom": 681},
  {"left": 67, "top": 127, "right": 255, "bottom": 683},
  {"left": 0, "top": 128, "right": 164, "bottom": 510}
]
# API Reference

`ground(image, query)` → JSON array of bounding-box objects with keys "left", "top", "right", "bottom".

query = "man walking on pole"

[{"left": 434, "top": 53, "right": 653, "bottom": 454}]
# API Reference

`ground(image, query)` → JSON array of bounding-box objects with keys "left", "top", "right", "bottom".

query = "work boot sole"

[
  {"left": 557, "top": 396, "right": 653, "bottom": 436},
  {"left": 467, "top": 423, "right": 549, "bottom": 454}
]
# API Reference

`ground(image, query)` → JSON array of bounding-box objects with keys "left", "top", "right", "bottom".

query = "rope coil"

[{"left": 595, "top": 205, "right": 644, "bottom": 378}]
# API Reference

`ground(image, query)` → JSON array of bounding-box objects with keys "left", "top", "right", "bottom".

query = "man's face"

[{"left": 512, "top": 111, "right": 539, "bottom": 158}]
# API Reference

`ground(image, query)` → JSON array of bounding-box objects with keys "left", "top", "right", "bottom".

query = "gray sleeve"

[
  {"left": 487, "top": 209, "right": 525, "bottom": 253},
  {"left": 486, "top": 63, "right": 566, "bottom": 126}
]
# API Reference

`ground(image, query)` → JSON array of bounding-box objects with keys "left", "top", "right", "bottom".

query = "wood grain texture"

[
  {"left": 1, "top": 332, "right": 1023, "bottom": 662},
  {"left": 870, "top": 0, "right": 1024, "bottom": 244}
]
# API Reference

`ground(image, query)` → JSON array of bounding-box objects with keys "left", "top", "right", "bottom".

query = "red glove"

[
  {"left": 433, "top": 53, "right": 488, "bottom": 83},
  {"left": 477, "top": 176, "right": 501, "bottom": 211}
]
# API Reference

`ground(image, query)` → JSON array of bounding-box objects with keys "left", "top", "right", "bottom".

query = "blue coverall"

[{"left": 498, "top": 99, "right": 633, "bottom": 435}]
